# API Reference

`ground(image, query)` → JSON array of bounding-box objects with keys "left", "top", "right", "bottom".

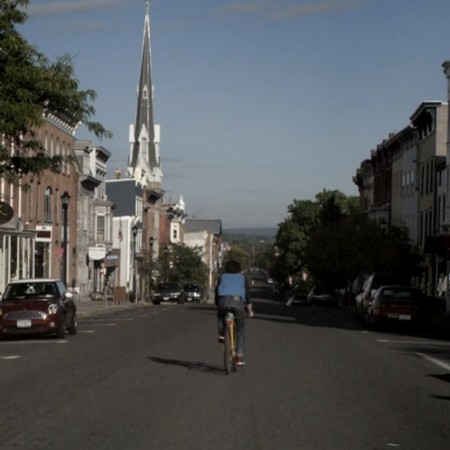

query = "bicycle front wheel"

[{"left": 223, "top": 326, "right": 234, "bottom": 375}]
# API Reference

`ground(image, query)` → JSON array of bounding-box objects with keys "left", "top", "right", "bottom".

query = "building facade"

[{"left": 0, "top": 113, "right": 79, "bottom": 293}]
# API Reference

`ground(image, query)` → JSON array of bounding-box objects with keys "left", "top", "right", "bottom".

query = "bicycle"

[{"left": 223, "top": 309, "right": 238, "bottom": 374}]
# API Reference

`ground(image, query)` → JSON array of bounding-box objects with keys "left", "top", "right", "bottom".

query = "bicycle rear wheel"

[{"left": 223, "top": 325, "right": 234, "bottom": 375}]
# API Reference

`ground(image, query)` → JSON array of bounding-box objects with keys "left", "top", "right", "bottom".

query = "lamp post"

[
  {"left": 148, "top": 237, "right": 154, "bottom": 299},
  {"left": 132, "top": 224, "right": 138, "bottom": 302},
  {"left": 61, "top": 192, "right": 70, "bottom": 286}
]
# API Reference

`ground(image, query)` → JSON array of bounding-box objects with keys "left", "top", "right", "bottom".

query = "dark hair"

[{"left": 225, "top": 259, "right": 241, "bottom": 273}]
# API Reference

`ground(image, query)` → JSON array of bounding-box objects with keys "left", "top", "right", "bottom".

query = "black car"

[
  {"left": 152, "top": 282, "right": 185, "bottom": 305},
  {"left": 307, "top": 286, "right": 340, "bottom": 307},
  {"left": 0, "top": 278, "right": 77, "bottom": 338},
  {"left": 183, "top": 284, "right": 202, "bottom": 303},
  {"left": 286, "top": 293, "right": 308, "bottom": 306}
]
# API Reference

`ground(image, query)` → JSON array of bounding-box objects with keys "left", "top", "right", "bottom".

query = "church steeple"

[{"left": 127, "top": 0, "right": 162, "bottom": 185}]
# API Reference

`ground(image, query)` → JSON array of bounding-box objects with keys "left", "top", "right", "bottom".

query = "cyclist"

[{"left": 215, "top": 259, "right": 254, "bottom": 366}]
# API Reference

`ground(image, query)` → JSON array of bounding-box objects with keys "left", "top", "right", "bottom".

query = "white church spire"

[{"left": 127, "top": 0, "right": 162, "bottom": 186}]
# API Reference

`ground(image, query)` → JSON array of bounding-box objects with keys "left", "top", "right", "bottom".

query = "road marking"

[
  {"left": 0, "top": 355, "right": 20, "bottom": 360},
  {"left": 378, "top": 339, "right": 450, "bottom": 346},
  {"left": 416, "top": 352, "right": 450, "bottom": 371},
  {"left": 78, "top": 330, "right": 96, "bottom": 334},
  {"left": 0, "top": 340, "right": 67, "bottom": 345},
  {"left": 79, "top": 317, "right": 133, "bottom": 322}
]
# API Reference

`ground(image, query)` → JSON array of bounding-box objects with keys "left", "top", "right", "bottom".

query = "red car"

[
  {"left": 0, "top": 278, "right": 77, "bottom": 338},
  {"left": 365, "top": 285, "right": 426, "bottom": 329}
]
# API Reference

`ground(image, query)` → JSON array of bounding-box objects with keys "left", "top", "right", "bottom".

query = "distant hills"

[{"left": 223, "top": 227, "right": 278, "bottom": 238}]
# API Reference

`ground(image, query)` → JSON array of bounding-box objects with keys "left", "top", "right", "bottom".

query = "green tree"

[
  {"left": 0, "top": 0, "right": 111, "bottom": 183},
  {"left": 273, "top": 199, "right": 320, "bottom": 282},
  {"left": 253, "top": 245, "right": 277, "bottom": 273},
  {"left": 304, "top": 212, "right": 423, "bottom": 291},
  {"left": 156, "top": 243, "right": 208, "bottom": 288},
  {"left": 272, "top": 190, "right": 386, "bottom": 289},
  {"left": 225, "top": 243, "right": 251, "bottom": 270}
]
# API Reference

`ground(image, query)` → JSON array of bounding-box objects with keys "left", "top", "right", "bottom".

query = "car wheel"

[
  {"left": 365, "top": 312, "right": 378, "bottom": 330},
  {"left": 56, "top": 320, "right": 66, "bottom": 339},
  {"left": 67, "top": 316, "right": 77, "bottom": 335}
]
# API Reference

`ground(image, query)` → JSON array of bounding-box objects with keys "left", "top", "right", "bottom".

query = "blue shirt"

[{"left": 217, "top": 273, "right": 248, "bottom": 303}]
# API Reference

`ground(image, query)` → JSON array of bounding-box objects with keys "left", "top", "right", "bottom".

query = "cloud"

[
  {"left": 217, "top": 0, "right": 366, "bottom": 20},
  {"left": 26, "top": 0, "right": 126, "bottom": 17}
]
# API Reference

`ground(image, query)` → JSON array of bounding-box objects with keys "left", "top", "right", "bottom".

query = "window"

[
  {"left": 96, "top": 215, "right": 105, "bottom": 242},
  {"left": 44, "top": 187, "right": 53, "bottom": 223}
]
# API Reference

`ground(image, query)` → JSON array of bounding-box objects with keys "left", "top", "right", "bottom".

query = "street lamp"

[
  {"left": 61, "top": 192, "right": 70, "bottom": 286},
  {"left": 148, "top": 237, "right": 154, "bottom": 298},
  {"left": 132, "top": 224, "right": 139, "bottom": 303}
]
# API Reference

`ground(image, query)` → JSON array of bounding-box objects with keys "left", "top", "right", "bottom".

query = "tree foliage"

[
  {"left": 155, "top": 243, "right": 208, "bottom": 288},
  {"left": 225, "top": 243, "right": 251, "bottom": 270},
  {"left": 272, "top": 189, "right": 422, "bottom": 291},
  {"left": 0, "top": 0, "right": 111, "bottom": 183}
]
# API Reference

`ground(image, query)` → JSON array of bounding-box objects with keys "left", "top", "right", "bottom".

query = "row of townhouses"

[
  {"left": 354, "top": 61, "right": 450, "bottom": 298},
  {"left": 0, "top": 4, "right": 223, "bottom": 300}
]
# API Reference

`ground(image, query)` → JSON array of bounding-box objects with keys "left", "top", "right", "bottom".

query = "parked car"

[
  {"left": 354, "top": 272, "right": 411, "bottom": 323},
  {"left": 183, "top": 283, "right": 202, "bottom": 303},
  {"left": 307, "top": 286, "right": 340, "bottom": 307},
  {"left": 0, "top": 278, "right": 77, "bottom": 338},
  {"left": 152, "top": 282, "right": 185, "bottom": 305},
  {"left": 365, "top": 285, "right": 428, "bottom": 329},
  {"left": 286, "top": 293, "right": 308, "bottom": 306}
]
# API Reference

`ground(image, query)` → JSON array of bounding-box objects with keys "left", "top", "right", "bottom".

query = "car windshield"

[
  {"left": 184, "top": 284, "right": 199, "bottom": 291},
  {"left": 315, "top": 287, "right": 332, "bottom": 295},
  {"left": 2, "top": 282, "right": 57, "bottom": 300},
  {"left": 158, "top": 283, "right": 180, "bottom": 290},
  {"left": 380, "top": 287, "right": 423, "bottom": 301},
  {"left": 373, "top": 274, "right": 410, "bottom": 289}
]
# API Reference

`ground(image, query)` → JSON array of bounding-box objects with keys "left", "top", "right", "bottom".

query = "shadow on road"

[
  {"left": 429, "top": 373, "right": 450, "bottom": 384},
  {"left": 148, "top": 356, "right": 224, "bottom": 375},
  {"left": 251, "top": 297, "right": 361, "bottom": 331}
]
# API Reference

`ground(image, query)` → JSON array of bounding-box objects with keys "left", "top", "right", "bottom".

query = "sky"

[{"left": 20, "top": 0, "right": 450, "bottom": 229}]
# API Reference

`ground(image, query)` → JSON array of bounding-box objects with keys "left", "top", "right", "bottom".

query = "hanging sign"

[{"left": 88, "top": 246, "right": 106, "bottom": 260}]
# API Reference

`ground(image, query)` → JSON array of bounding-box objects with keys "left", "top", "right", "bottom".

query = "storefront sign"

[{"left": 88, "top": 246, "right": 106, "bottom": 260}]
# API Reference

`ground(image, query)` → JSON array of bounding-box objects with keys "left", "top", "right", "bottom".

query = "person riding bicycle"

[{"left": 215, "top": 259, "right": 254, "bottom": 366}]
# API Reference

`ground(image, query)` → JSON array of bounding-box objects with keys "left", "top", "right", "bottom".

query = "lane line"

[
  {"left": 416, "top": 352, "right": 450, "bottom": 371},
  {"left": 378, "top": 339, "right": 450, "bottom": 346},
  {"left": 78, "top": 318, "right": 134, "bottom": 322},
  {"left": 0, "top": 355, "right": 21, "bottom": 360},
  {"left": 0, "top": 340, "right": 67, "bottom": 345}
]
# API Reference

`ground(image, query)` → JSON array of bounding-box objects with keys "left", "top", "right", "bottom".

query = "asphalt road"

[{"left": 1, "top": 297, "right": 450, "bottom": 450}]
